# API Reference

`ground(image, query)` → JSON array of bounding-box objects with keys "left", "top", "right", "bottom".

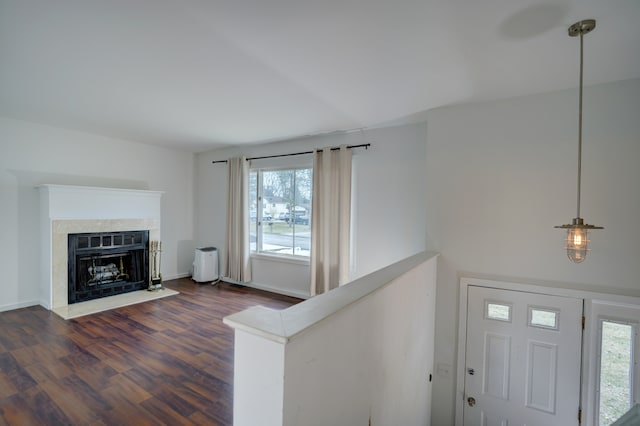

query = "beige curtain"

[
  {"left": 225, "top": 156, "right": 252, "bottom": 282},
  {"left": 310, "top": 146, "right": 352, "bottom": 296}
]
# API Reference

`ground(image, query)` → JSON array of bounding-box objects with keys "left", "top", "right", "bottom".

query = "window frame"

[
  {"left": 594, "top": 313, "right": 639, "bottom": 425},
  {"left": 484, "top": 299, "right": 513, "bottom": 322},
  {"left": 249, "top": 164, "right": 313, "bottom": 261},
  {"left": 528, "top": 306, "right": 560, "bottom": 331}
]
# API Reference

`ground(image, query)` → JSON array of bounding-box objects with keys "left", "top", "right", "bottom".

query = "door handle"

[{"left": 467, "top": 397, "right": 476, "bottom": 407}]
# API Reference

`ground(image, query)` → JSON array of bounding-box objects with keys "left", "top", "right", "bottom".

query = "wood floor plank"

[
  {"left": 0, "top": 394, "right": 44, "bottom": 426},
  {"left": 21, "top": 386, "right": 73, "bottom": 425},
  {"left": 39, "top": 378, "right": 102, "bottom": 425},
  {"left": 99, "top": 384, "right": 157, "bottom": 426},
  {"left": 0, "top": 279, "right": 300, "bottom": 425},
  {"left": 139, "top": 395, "right": 199, "bottom": 426},
  {"left": 9, "top": 343, "right": 54, "bottom": 368},
  {"left": 22, "top": 361, "right": 73, "bottom": 385},
  {"left": 74, "top": 362, "right": 119, "bottom": 392},
  {"left": 0, "top": 373, "right": 18, "bottom": 400},
  {"left": 105, "top": 374, "right": 152, "bottom": 404},
  {"left": 0, "top": 353, "right": 38, "bottom": 393}
]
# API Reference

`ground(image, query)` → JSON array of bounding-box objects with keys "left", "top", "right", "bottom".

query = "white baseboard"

[
  {"left": 224, "top": 278, "right": 310, "bottom": 300},
  {"left": 162, "top": 273, "right": 310, "bottom": 300},
  {"left": 0, "top": 299, "right": 40, "bottom": 313},
  {"left": 163, "top": 272, "right": 191, "bottom": 281}
]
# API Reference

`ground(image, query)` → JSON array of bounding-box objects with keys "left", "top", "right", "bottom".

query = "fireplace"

[
  {"left": 38, "top": 184, "right": 163, "bottom": 312},
  {"left": 68, "top": 230, "right": 149, "bottom": 304}
]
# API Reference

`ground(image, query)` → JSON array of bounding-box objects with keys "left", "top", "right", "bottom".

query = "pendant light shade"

[
  {"left": 554, "top": 19, "right": 603, "bottom": 263},
  {"left": 558, "top": 218, "right": 601, "bottom": 263}
]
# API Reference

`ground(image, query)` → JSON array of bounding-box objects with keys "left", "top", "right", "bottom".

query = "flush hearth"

[{"left": 68, "top": 230, "right": 149, "bottom": 304}]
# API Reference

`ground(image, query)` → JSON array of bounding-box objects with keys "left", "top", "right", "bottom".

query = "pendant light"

[{"left": 555, "top": 19, "right": 603, "bottom": 263}]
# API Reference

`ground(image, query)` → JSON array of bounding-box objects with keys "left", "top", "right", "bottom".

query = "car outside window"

[{"left": 249, "top": 167, "right": 312, "bottom": 258}]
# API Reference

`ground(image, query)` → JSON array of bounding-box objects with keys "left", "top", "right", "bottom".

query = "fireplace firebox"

[{"left": 68, "top": 230, "right": 149, "bottom": 304}]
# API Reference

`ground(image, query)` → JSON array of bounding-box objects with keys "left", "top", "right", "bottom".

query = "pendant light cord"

[{"left": 577, "top": 30, "right": 584, "bottom": 219}]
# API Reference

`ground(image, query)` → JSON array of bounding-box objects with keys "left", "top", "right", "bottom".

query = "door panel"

[
  {"left": 464, "top": 286, "right": 583, "bottom": 426},
  {"left": 481, "top": 412, "right": 508, "bottom": 426},
  {"left": 525, "top": 340, "right": 557, "bottom": 413},
  {"left": 483, "top": 333, "right": 511, "bottom": 400}
]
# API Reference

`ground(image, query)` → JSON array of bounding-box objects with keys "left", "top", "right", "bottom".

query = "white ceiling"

[{"left": 1, "top": 0, "right": 639, "bottom": 152}]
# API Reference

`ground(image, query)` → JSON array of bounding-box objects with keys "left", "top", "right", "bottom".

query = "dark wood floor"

[{"left": 0, "top": 279, "right": 301, "bottom": 425}]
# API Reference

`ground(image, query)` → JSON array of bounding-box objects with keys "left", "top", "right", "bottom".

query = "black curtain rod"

[{"left": 211, "top": 143, "right": 370, "bottom": 164}]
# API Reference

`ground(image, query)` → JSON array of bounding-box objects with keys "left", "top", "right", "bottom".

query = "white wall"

[
  {"left": 195, "top": 122, "right": 427, "bottom": 298},
  {"left": 425, "top": 79, "right": 640, "bottom": 425},
  {"left": 0, "top": 117, "right": 196, "bottom": 311},
  {"left": 225, "top": 252, "right": 437, "bottom": 426}
]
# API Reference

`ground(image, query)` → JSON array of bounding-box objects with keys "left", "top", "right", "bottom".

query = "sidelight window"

[{"left": 598, "top": 319, "right": 636, "bottom": 425}]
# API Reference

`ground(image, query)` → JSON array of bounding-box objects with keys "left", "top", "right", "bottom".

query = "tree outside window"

[{"left": 249, "top": 167, "right": 312, "bottom": 258}]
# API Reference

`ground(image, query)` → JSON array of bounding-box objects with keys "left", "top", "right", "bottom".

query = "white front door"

[{"left": 464, "top": 286, "right": 583, "bottom": 426}]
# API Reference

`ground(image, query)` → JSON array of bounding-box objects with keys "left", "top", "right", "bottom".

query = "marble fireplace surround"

[{"left": 39, "top": 185, "right": 166, "bottom": 318}]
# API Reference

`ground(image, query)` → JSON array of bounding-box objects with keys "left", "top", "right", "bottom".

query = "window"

[
  {"left": 249, "top": 167, "right": 312, "bottom": 258},
  {"left": 528, "top": 307, "right": 559, "bottom": 330},
  {"left": 598, "top": 319, "right": 636, "bottom": 425},
  {"left": 485, "top": 301, "right": 512, "bottom": 322}
]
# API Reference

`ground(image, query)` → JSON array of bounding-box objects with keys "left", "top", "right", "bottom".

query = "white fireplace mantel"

[
  {"left": 39, "top": 184, "right": 163, "bottom": 220},
  {"left": 38, "top": 185, "right": 163, "bottom": 311}
]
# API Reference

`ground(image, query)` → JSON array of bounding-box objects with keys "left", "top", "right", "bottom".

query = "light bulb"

[
  {"left": 566, "top": 228, "right": 589, "bottom": 263},
  {"left": 573, "top": 232, "right": 582, "bottom": 246}
]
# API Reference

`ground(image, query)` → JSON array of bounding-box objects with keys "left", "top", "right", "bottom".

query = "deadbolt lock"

[{"left": 467, "top": 397, "right": 476, "bottom": 407}]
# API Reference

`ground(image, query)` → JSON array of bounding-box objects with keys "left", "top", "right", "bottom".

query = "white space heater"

[{"left": 193, "top": 247, "right": 218, "bottom": 283}]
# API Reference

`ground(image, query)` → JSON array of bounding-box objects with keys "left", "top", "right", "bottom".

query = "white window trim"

[
  {"left": 249, "top": 162, "right": 313, "bottom": 261},
  {"left": 250, "top": 251, "right": 310, "bottom": 266},
  {"left": 590, "top": 301, "right": 640, "bottom": 425}
]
